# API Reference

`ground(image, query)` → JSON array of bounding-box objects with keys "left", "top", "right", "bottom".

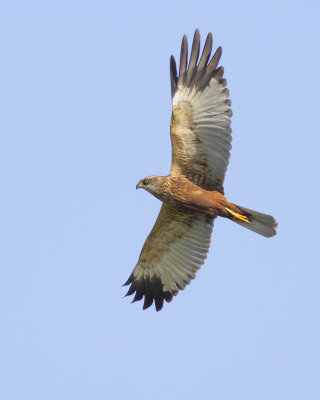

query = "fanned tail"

[{"left": 226, "top": 204, "right": 278, "bottom": 238}]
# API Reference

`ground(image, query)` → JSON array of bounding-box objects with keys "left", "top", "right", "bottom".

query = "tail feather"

[{"left": 229, "top": 204, "right": 278, "bottom": 238}]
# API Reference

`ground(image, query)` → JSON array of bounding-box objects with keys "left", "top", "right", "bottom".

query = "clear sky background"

[{"left": 1, "top": 1, "right": 319, "bottom": 399}]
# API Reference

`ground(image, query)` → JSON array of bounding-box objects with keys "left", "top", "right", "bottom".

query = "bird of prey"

[{"left": 124, "top": 30, "right": 277, "bottom": 311}]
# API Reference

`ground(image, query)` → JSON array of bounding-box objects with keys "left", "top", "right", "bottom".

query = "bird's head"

[
  {"left": 136, "top": 176, "right": 161, "bottom": 195},
  {"left": 136, "top": 176, "right": 166, "bottom": 197}
]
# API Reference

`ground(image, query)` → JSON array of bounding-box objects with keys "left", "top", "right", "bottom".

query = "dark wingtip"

[
  {"left": 207, "top": 46, "right": 222, "bottom": 74},
  {"left": 175, "top": 30, "right": 224, "bottom": 92},
  {"left": 142, "top": 294, "right": 154, "bottom": 310},
  {"left": 170, "top": 55, "right": 178, "bottom": 97},
  {"left": 154, "top": 295, "right": 164, "bottom": 311},
  {"left": 124, "top": 275, "right": 173, "bottom": 311},
  {"left": 123, "top": 273, "right": 133, "bottom": 287},
  {"left": 124, "top": 284, "right": 135, "bottom": 297},
  {"left": 188, "top": 29, "right": 200, "bottom": 70},
  {"left": 198, "top": 32, "right": 213, "bottom": 70},
  {"left": 179, "top": 34, "right": 188, "bottom": 77}
]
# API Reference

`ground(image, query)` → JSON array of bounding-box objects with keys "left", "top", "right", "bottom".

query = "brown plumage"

[{"left": 124, "top": 30, "right": 278, "bottom": 311}]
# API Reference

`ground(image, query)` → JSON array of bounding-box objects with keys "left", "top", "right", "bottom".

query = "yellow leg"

[{"left": 225, "top": 207, "right": 249, "bottom": 222}]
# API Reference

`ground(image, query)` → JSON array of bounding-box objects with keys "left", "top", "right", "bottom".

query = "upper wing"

[
  {"left": 124, "top": 203, "right": 214, "bottom": 311},
  {"left": 170, "top": 29, "right": 232, "bottom": 192}
]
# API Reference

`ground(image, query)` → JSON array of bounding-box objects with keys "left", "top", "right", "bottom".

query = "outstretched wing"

[
  {"left": 170, "top": 29, "right": 232, "bottom": 192},
  {"left": 124, "top": 204, "right": 214, "bottom": 311}
]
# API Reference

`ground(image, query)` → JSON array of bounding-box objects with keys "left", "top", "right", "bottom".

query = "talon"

[{"left": 225, "top": 207, "right": 249, "bottom": 222}]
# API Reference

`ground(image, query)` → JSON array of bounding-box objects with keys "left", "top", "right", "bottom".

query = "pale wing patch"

[
  {"left": 124, "top": 204, "right": 214, "bottom": 311},
  {"left": 170, "top": 77, "right": 232, "bottom": 190}
]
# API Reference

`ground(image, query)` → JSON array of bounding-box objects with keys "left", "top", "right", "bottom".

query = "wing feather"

[
  {"left": 170, "top": 56, "right": 178, "bottom": 97},
  {"left": 124, "top": 204, "right": 214, "bottom": 311},
  {"left": 198, "top": 33, "right": 212, "bottom": 70},
  {"left": 179, "top": 35, "right": 188, "bottom": 77},
  {"left": 169, "top": 31, "right": 232, "bottom": 192},
  {"left": 188, "top": 29, "right": 200, "bottom": 69}
]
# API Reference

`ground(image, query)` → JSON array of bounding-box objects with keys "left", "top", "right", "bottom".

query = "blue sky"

[{"left": 1, "top": 1, "right": 319, "bottom": 399}]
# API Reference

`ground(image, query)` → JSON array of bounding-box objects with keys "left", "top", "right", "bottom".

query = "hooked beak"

[{"left": 136, "top": 181, "right": 143, "bottom": 190}]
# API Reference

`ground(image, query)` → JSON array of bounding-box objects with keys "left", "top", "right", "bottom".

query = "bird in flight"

[{"left": 124, "top": 30, "right": 277, "bottom": 311}]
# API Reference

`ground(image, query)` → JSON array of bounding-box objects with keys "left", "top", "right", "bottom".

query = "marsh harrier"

[{"left": 124, "top": 30, "right": 277, "bottom": 311}]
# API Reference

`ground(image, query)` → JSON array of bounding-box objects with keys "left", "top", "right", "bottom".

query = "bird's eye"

[{"left": 143, "top": 179, "right": 149, "bottom": 185}]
